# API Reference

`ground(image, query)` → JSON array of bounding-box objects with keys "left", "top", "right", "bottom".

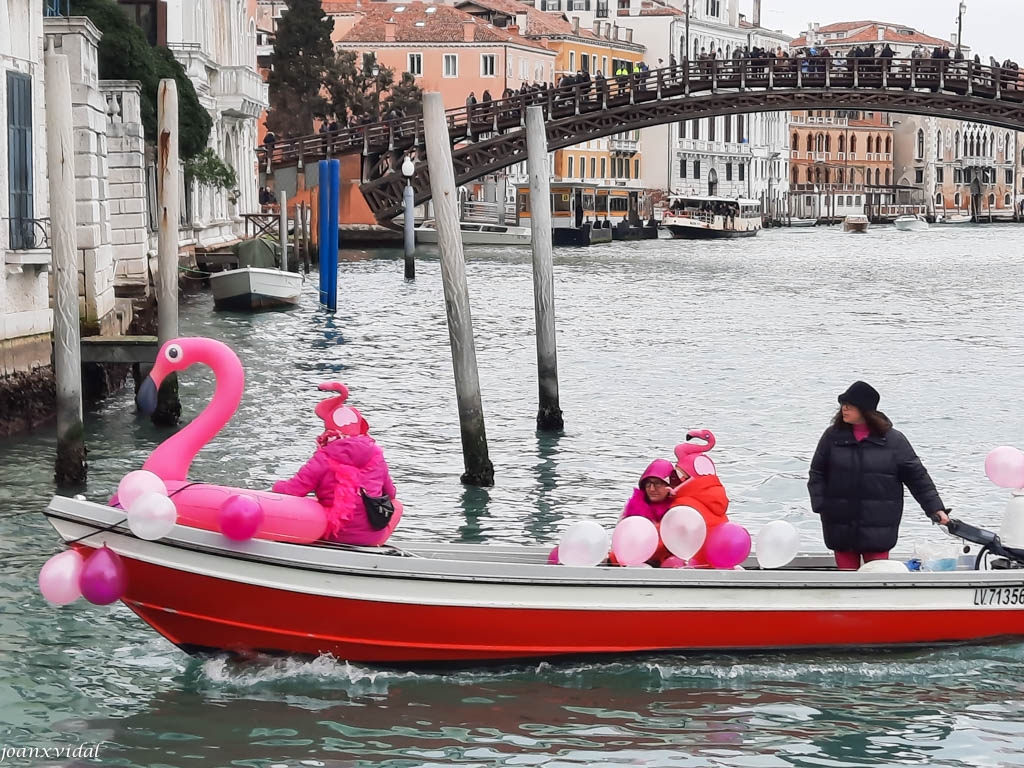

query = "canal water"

[{"left": 3, "top": 225, "right": 1024, "bottom": 766}]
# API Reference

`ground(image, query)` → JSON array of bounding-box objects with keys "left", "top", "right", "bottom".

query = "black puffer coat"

[{"left": 808, "top": 417, "right": 944, "bottom": 553}]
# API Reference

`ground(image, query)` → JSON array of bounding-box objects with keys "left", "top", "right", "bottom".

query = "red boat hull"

[{"left": 115, "top": 554, "right": 1024, "bottom": 664}]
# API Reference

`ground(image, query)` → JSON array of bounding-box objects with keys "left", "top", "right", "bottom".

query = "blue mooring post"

[
  {"left": 327, "top": 159, "right": 341, "bottom": 312},
  {"left": 317, "top": 160, "right": 329, "bottom": 307}
]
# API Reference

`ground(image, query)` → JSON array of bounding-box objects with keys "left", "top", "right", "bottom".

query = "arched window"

[
  {"left": 567, "top": 156, "right": 574, "bottom": 177},
  {"left": 792, "top": 167, "right": 799, "bottom": 184},
  {"left": 814, "top": 167, "right": 822, "bottom": 183},
  {"left": 867, "top": 135, "right": 874, "bottom": 154},
  {"left": 825, "top": 135, "right": 832, "bottom": 153},
  {"left": 816, "top": 133, "right": 824, "bottom": 152},
  {"left": 838, "top": 134, "right": 846, "bottom": 154},
  {"left": 935, "top": 192, "right": 943, "bottom": 205},
  {"left": 874, "top": 168, "right": 881, "bottom": 185},
  {"left": 850, "top": 135, "right": 857, "bottom": 154},
  {"left": 837, "top": 168, "right": 845, "bottom": 184},
  {"left": 1005, "top": 193, "right": 1013, "bottom": 206},
  {"left": 968, "top": 136, "right": 975, "bottom": 156},
  {"left": 885, "top": 136, "right": 892, "bottom": 155},
  {"left": 806, "top": 133, "right": 813, "bottom": 152},
  {"left": 825, "top": 168, "right": 831, "bottom": 184},
  {"left": 792, "top": 132, "right": 799, "bottom": 150},
  {"left": 936, "top": 131, "right": 943, "bottom": 160},
  {"left": 806, "top": 167, "right": 813, "bottom": 183},
  {"left": 954, "top": 192, "right": 962, "bottom": 207},
  {"left": 989, "top": 193, "right": 996, "bottom": 206},
  {"left": 955, "top": 131, "right": 961, "bottom": 158},
  {"left": 916, "top": 129, "right": 924, "bottom": 159},
  {"left": 885, "top": 168, "right": 891, "bottom": 185}
]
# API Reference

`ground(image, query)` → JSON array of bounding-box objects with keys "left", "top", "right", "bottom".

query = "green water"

[{"left": 3, "top": 227, "right": 1024, "bottom": 766}]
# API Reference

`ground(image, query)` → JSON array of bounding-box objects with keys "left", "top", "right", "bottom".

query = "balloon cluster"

[
  {"left": 118, "top": 470, "right": 178, "bottom": 540},
  {"left": 556, "top": 516, "right": 801, "bottom": 570},
  {"left": 985, "top": 446, "right": 1024, "bottom": 489},
  {"left": 39, "top": 545, "right": 126, "bottom": 606}
]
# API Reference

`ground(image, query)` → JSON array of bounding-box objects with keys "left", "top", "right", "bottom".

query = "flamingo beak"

[{"left": 137, "top": 376, "right": 158, "bottom": 415}]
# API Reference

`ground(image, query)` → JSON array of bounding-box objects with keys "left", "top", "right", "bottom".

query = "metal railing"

[
  {"left": 44, "top": 0, "right": 68, "bottom": 17},
  {"left": 6, "top": 217, "right": 50, "bottom": 251}
]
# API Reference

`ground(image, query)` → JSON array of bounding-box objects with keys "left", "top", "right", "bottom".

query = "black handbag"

[{"left": 360, "top": 489, "right": 395, "bottom": 531}]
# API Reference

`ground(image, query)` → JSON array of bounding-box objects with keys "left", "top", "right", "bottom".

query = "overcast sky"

[{"left": 751, "top": 0, "right": 1024, "bottom": 60}]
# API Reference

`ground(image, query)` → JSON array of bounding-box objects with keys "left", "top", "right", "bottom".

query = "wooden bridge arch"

[{"left": 263, "top": 57, "right": 1024, "bottom": 222}]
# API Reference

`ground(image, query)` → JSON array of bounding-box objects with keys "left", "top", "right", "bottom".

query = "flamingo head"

[
  {"left": 314, "top": 381, "right": 369, "bottom": 437},
  {"left": 137, "top": 337, "right": 240, "bottom": 414},
  {"left": 673, "top": 429, "right": 718, "bottom": 479}
]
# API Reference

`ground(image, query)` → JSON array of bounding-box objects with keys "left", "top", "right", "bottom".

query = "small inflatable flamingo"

[{"left": 675, "top": 429, "right": 717, "bottom": 478}]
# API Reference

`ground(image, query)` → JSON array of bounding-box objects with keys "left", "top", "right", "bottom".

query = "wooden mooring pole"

[
  {"left": 153, "top": 78, "right": 181, "bottom": 425},
  {"left": 45, "top": 46, "right": 86, "bottom": 485},
  {"left": 422, "top": 92, "right": 494, "bottom": 486},
  {"left": 525, "top": 106, "right": 564, "bottom": 431},
  {"left": 279, "top": 190, "right": 289, "bottom": 272}
]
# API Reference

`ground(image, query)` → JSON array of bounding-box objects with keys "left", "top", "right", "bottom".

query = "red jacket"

[{"left": 668, "top": 474, "right": 730, "bottom": 565}]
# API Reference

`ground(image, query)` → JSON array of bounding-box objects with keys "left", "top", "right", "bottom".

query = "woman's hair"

[{"left": 831, "top": 407, "right": 892, "bottom": 435}]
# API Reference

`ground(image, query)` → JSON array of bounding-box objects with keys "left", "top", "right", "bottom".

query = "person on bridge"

[{"left": 808, "top": 381, "right": 949, "bottom": 571}]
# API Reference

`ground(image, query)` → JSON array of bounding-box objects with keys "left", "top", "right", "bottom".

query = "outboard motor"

[{"left": 998, "top": 490, "right": 1024, "bottom": 549}]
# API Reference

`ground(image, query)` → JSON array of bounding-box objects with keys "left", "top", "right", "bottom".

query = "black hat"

[{"left": 837, "top": 381, "right": 880, "bottom": 413}]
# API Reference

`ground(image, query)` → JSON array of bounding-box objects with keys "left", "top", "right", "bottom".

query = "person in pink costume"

[
  {"left": 621, "top": 459, "right": 677, "bottom": 522},
  {"left": 272, "top": 383, "right": 400, "bottom": 546}
]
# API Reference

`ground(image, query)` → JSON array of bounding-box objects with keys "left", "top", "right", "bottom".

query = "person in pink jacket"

[
  {"left": 621, "top": 459, "right": 676, "bottom": 522},
  {"left": 272, "top": 383, "right": 400, "bottom": 546}
]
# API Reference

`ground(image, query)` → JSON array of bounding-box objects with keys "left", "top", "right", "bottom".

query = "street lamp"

[
  {"left": 956, "top": 1, "right": 967, "bottom": 58},
  {"left": 401, "top": 155, "right": 415, "bottom": 279},
  {"left": 371, "top": 63, "right": 381, "bottom": 119}
]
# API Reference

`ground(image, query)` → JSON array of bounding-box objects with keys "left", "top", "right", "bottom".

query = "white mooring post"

[
  {"left": 46, "top": 47, "right": 86, "bottom": 485},
  {"left": 422, "top": 92, "right": 494, "bottom": 486},
  {"left": 279, "top": 190, "right": 289, "bottom": 272},
  {"left": 154, "top": 78, "right": 181, "bottom": 424},
  {"left": 525, "top": 106, "right": 563, "bottom": 431}
]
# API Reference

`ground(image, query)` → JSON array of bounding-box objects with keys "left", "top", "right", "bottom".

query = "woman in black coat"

[{"left": 808, "top": 381, "right": 949, "bottom": 570}]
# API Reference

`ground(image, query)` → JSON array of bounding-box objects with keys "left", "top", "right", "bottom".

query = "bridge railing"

[{"left": 260, "top": 56, "right": 1024, "bottom": 168}]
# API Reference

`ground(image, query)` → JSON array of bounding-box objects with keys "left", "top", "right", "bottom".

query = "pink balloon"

[
  {"left": 39, "top": 550, "right": 85, "bottom": 605},
  {"left": 79, "top": 546, "right": 127, "bottom": 605},
  {"left": 660, "top": 506, "right": 707, "bottom": 560},
  {"left": 985, "top": 446, "right": 1024, "bottom": 489},
  {"left": 661, "top": 555, "right": 688, "bottom": 568},
  {"left": 218, "top": 494, "right": 264, "bottom": 541},
  {"left": 612, "top": 516, "right": 660, "bottom": 566},
  {"left": 705, "top": 523, "right": 752, "bottom": 569},
  {"left": 116, "top": 470, "right": 166, "bottom": 510}
]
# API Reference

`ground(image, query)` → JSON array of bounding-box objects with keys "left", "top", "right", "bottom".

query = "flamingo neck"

[{"left": 143, "top": 343, "right": 244, "bottom": 482}]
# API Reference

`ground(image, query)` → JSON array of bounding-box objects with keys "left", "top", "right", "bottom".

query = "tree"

[
  {"left": 384, "top": 72, "right": 424, "bottom": 117},
  {"left": 327, "top": 51, "right": 395, "bottom": 121},
  {"left": 267, "top": 0, "right": 335, "bottom": 136},
  {"left": 70, "top": 0, "right": 211, "bottom": 159}
]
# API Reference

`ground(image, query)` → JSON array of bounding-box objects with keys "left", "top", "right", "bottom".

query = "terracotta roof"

[
  {"left": 321, "top": 1, "right": 364, "bottom": 14},
  {"left": 638, "top": 6, "right": 684, "bottom": 16},
  {"left": 455, "top": 0, "right": 643, "bottom": 48},
  {"left": 337, "top": 2, "right": 550, "bottom": 49},
  {"left": 792, "top": 21, "right": 953, "bottom": 49}
]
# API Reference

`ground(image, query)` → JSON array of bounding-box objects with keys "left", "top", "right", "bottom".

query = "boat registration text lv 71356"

[{"left": 973, "top": 586, "right": 1024, "bottom": 606}]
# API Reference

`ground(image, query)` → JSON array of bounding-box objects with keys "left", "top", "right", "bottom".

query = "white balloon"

[
  {"left": 858, "top": 559, "right": 909, "bottom": 573},
  {"left": 755, "top": 520, "right": 801, "bottom": 569},
  {"left": 660, "top": 506, "right": 707, "bottom": 560},
  {"left": 117, "top": 470, "right": 167, "bottom": 509},
  {"left": 127, "top": 492, "right": 178, "bottom": 540},
  {"left": 558, "top": 521, "right": 610, "bottom": 567}
]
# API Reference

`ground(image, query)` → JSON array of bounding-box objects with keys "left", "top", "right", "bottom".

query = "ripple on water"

[{"left": 3, "top": 228, "right": 1024, "bottom": 766}]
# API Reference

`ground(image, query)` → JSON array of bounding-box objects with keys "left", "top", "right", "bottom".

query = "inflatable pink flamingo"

[
  {"left": 674, "top": 429, "right": 717, "bottom": 478},
  {"left": 136, "top": 337, "right": 329, "bottom": 543}
]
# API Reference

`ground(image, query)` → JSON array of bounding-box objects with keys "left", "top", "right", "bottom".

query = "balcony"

[
  {"left": 791, "top": 115, "right": 849, "bottom": 127},
  {"left": 211, "top": 66, "right": 269, "bottom": 119},
  {"left": 677, "top": 138, "right": 751, "bottom": 156},
  {"left": 609, "top": 138, "right": 639, "bottom": 154}
]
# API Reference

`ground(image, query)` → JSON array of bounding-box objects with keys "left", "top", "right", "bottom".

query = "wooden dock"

[{"left": 79, "top": 335, "right": 159, "bottom": 364}]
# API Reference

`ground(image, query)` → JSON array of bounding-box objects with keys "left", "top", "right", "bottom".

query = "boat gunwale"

[{"left": 44, "top": 496, "right": 1024, "bottom": 591}]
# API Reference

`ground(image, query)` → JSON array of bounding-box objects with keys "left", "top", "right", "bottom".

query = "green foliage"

[
  {"left": 327, "top": 51, "right": 410, "bottom": 121},
  {"left": 384, "top": 72, "right": 424, "bottom": 117},
  {"left": 70, "top": 0, "right": 211, "bottom": 159},
  {"left": 267, "top": 0, "right": 335, "bottom": 136},
  {"left": 184, "top": 148, "right": 238, "bottom": 205}
]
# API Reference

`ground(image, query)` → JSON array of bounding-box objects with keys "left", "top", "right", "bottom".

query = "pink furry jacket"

[{"left": 272, "top": 435, "right": 398, "bottom": 545}]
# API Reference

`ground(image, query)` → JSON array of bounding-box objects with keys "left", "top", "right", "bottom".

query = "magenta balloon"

[
  {"left": 985, "top": 446, "right": 1024, "bottom": 489},
  {"left": 705, "top": 523, "right": 752, "bottom": 569},
  {"left": 218, "top": 493, "right": 265, "bottom": 541},
  {"left": 79, "top": 546, "right": 127, "bottom": 605},
  {"left": 547, "top": 546, "right": 560, "bottom": 565}
]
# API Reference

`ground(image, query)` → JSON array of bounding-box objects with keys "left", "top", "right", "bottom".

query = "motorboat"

[
  {"left": 662, "top": 196, "right": 762, "bottom": 239},
  {"left": 935, "top": 213, "right": 973, "bottom": 225},
  {"left": 788, "top": 217, "right": 818, "bottom": 228},
  {"left": 42, "top": 497, "right": 1024, "bottom": 665},
  {"left": 414, "top": 219, "right": 532, "bottom": 246},
  {"left": 894, "top": 214, "right": 929, "bottom": 232},
  {"left": 842, "top": 215, "right": 870, "bottom": 233},
  {"left": 208, "top": 238, "right": 302, "bottom": 311},
  {"left": 209, "top": 267, "right": 302, "bottom": 311}
]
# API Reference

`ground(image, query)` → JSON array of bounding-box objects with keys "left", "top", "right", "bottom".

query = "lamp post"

[
  {"left": 684, "top": 0, "right": 690, "bottom": 63},
  {"left": 402, "top": 155, "right": 416, "bottom": 279},
  {"left": 371, "top": 63, "right": 381, "bottom": 119},
  {"left": 956, "top": 1, "right": 967, "bottom": 58}
]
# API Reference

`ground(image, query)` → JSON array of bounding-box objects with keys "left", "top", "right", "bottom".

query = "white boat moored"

[{"left": 894, "top": 214, "right": 929, "bottom": 232}]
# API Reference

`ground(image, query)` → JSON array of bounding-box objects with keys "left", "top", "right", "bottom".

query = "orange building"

[{"left": 788, "top": 109, "right": 896, "bottom": 220}]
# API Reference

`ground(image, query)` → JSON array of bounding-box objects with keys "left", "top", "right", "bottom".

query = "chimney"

[
  {"left": 752, "top": 0, "right": 761, "bottom": 27},
  {"left": 515, "top": 12, "right": 527, "bottom": 31},
  {"left": 612, "top": 23, "right": 618, "bottom": 41},
  {"left": 463, "top": 20, "right": 476, "bottom": 42},
  {"left": 384, "top": 18, "right": 396, "bottom": 42},
  {"left": 508, "top": 24, "right": 519, "bottom": 35},
  {"left": 592, "top": 20, "right": 601, "bottom": 35},
  {"left": 625, "top": 27, "right": 632, "bottom": 43},
  {"left": 571, "top": 16, "right": 579, "bottom": 35},
  {"left": 877, "top": 26, "right": 885, "bottom": 41}
]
